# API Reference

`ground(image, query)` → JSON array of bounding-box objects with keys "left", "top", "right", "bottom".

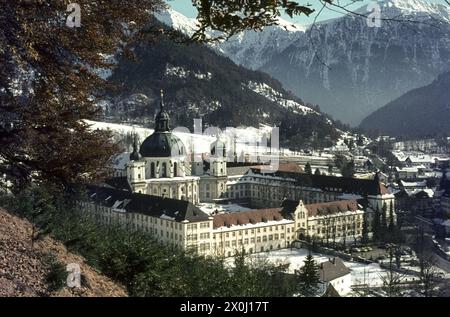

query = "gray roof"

[
  {"left": 82, "top": 185, "right": 210, "bottom": 223},
  {"left": 227, "top": 166, "right": 252, "bottom": 176},
  {"left": 318, "top": 258, "right": 351, "bottom": 282},
  {"left": 140, "top": 131, "right": 186, "bottom": 158},
  {"left": 249, "top": 167, "right": 389, "bottom": 196}
]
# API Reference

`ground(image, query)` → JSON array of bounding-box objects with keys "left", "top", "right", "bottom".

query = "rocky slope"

[
  {"left": 360, "top": 71, "right": 450, "bottom": 137},
  {"left": 0, "top": 208, "right": 127, "bottom": 297}
]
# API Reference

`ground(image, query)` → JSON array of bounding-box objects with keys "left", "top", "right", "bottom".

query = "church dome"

[
  {"left": 140, "top": 132, "right": 186, "bottom": 157},
  {"left": 139, "top": 90, "right": 186, "bottom": 158}
]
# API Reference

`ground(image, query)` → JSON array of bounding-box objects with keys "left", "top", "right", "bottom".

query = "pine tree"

[
  {"left": 388, "top": 201, "right": 396, "bottom": 242},
  {"left": 357, "top": 135, "right": 364, "bottom": 147},
  {"left": 381, "top": 203, "right": 388, "bottom": 242},
  {"left": 372, "top": 205, "right": 381, "bottom": 242},
  {"left": 305, "top": 162, "right": 312, "bottom": 175},
  {"left": 361, "top": 213, "right": 370, "bottom": 244},
  {"left": 314, "top": 168, "right": 321, "bottom": 176},
  {"left": 328, "top": 165, "right": 333, "bottom": 175},
  {"left": 342, "top": 160, "right": 355, "bottom": 178},
  {"left": 296, "top": 252, "right": 320, "bottom": 297}
]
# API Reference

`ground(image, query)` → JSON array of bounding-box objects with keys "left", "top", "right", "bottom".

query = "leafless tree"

[
  {"left": 380, "top": 249, "right": 406, "bottom": 297},
  {"left": 415, "top": 255, "right": 445, "bottom": 297}
]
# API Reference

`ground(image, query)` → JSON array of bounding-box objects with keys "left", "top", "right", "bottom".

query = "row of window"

[
  {"left": 187, "top": 222, "right": 209, "bottom": 230},
  {"left": 308, "top": 222, "right": 361, "bottom": 231},
  {"left": 315, "top": 215, "right": 363, "bottom": 224},
  {"left": 313, "top": 230, "right": 361, "bottom": 237},
  {"left": 216, "top": 234, "right": 289, "bottom": 247},
  {"left": 214, "top": 225, "right": 289, "bottom": 238},
  {"left": 223, "top": 244, "right": 286, "bottom": 257}
]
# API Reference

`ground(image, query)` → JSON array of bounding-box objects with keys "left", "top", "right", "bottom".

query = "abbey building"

[
  {"left": 79, "top": 91, "right": 397, "bottom": 256},
  {"left": 126, "top": 91, "right": 228, "bottom": 205}
]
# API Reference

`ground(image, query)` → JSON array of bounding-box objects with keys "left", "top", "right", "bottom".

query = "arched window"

[
  {"left": 150, "top": 162, "right": 155, "bottom": 178},
  {"left": 173, "top": 162, "right": 178, "bottom": 177},
  {"left": 162, "top": 162, "right": 167, "bottom": 178}
]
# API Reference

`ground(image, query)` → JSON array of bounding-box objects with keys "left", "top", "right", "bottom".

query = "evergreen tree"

[
  {"left": 296, "top": 252, "right": 320, "bottom": 297},
  {"left": 388, "top": 201, "right": 396, "bottom": 242},
  {"left": 357, "top": 135, "right": 364, "bottom": 147},
  {"left": 334, "top": 154, "right": 347, "bottom": 171},
  {"left": 305, "top": 162, "right": 312, "bottom": 175},
  {"left": 361, "top": 213, "right": 370, "bottom": 244},
  {"left": 372, "top": 205, "right": 381, "bottom": 242},
  {"left": 314, "top": 168, "right": 321, "bottom": 176},
  {"left": 327, "top": 164, "right": 333, "bottom": 175},
  {"left": 342, "top": 160, "right": 355, "bottom": 178},
  {"left": 381, "top": 203, "right": 388, "bottom": 242}
]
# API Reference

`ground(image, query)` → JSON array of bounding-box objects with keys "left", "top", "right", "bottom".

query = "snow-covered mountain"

[
  {"left": 371, "top": 0, "right": 450, "bottom": 21},
  {"left": 262, "top": 0, "right": 450, "bottom": 125},
  {"left": 157, "top": 1, "right": 450, "bottom": 126},
  {"left": 156, "top": 8, "right": 305, "bottom": 69},
  {"left": 155, "top": 8, "right": 201, "bottom": 37}
]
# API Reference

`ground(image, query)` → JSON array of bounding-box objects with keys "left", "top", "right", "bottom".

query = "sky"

[{"left": 165, "top": 0, "right": 447, "bottom": 25}]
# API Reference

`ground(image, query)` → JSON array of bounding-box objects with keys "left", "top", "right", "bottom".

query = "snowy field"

[
  {"left": 245, "top": 248, "right": 392, "bottom": 288},
  {"left": 85, "top": 120, "right": 283, "bottom": 158}
]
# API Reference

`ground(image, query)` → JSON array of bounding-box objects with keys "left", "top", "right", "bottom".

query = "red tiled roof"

[
  {"left": 213, "top": 208, "right": 285, "bottom": 229},
  {"left": 305, "top": 200, "right": 359, "bottom": 217}
]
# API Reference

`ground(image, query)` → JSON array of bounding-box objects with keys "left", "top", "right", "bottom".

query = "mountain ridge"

[
  {"left": 157, "top": 1, "right": 450, "bottom": 126},
  {"left": 359, "top": 71, "right": 450, "bottom": 137},
  {"left": 104, "top": 21, "right": 345, "bottom": 149}
]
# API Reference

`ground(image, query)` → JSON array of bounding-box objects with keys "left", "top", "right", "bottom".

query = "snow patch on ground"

[
  {"left": 198, "top": 203, "right": 252, "bottom": 216},
  {"left": 247, "top": 248, "right": 390, "bottom": 288},
  {"left": 165, "top": 64, "right": 212, "bottom": 81}
]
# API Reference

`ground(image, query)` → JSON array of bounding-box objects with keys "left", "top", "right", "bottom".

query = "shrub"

[{"left": 44, "top": 254, "right": 68, "bottom": 292}]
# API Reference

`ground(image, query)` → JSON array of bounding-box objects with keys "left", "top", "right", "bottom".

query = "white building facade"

[{"left": 78, "top": 185, "right": 369, "bottom": 257}]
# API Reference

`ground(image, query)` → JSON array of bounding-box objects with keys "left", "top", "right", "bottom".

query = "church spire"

[
  {"left": 155, "top": 89, "right": 170, "bottom": 132},
  {"left": 160, "top": 89, "right": 164, "bottom": 111}
]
